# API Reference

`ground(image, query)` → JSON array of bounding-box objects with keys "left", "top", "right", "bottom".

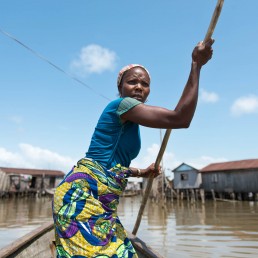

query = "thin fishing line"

[{"left": 0, "top": 27, "right": 111, "bottom": 101}]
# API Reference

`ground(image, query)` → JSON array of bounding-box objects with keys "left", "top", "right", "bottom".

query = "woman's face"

[{"left": 118, "top": 67, "right": 150, "bottom": 103}]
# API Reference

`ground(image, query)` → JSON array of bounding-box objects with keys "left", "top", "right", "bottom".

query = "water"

[
  {"left": 0, "top": 196, "right": 258, "bottom": 257},
  {"left": 0, "top": 197, "right": 53, "bottom": 249}
]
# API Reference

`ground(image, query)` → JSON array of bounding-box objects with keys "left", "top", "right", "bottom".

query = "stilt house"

[
  {"left": 173, "top": 163, "right": 202, "bottom": 189},
  {"left": 0, "top": 167, "right": 65, "bottom": 196},
  {"left": 200, "top": 159, "right": 258, "bottom": 200}
]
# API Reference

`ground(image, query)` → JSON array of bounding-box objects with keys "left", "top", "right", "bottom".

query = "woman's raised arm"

[{"left": 121, "top": 39, "right": 214, "bottom": 129}]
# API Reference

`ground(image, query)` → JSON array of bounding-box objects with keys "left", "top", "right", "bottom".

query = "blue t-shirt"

[{"left": 86, "top": 97, "right": 142, "bottom": 169}]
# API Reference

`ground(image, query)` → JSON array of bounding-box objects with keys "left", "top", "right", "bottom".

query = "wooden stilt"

[
  {"left": 200, "top": 189, "right": 205, "bottom": 204},
  {"left": 211, "top": 189, "right": 216, "bottom": 201}
]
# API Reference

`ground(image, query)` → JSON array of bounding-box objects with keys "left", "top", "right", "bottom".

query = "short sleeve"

[{"left": 117, "top": 97, "right": 142, "bottom": 116}]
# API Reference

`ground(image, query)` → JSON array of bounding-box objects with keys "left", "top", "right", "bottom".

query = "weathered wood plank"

[
  {"left": 0, "top": 222, "right": 54, "bottom": 258},
  {"left": 0, "top": 222, "right": 164, "bottom": 258}
]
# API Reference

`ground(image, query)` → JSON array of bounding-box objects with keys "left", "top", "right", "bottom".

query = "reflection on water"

[
  {"left": 0, "top": 197, "right": 53, "bottom": 249},
  {"left": 118, "top": 197, "right": 258, "bottom": 258},
  {"left": 0, "top": 196, "right": 258, "bottom": 257}
]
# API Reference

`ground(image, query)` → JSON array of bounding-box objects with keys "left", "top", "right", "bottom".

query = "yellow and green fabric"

[{"left": 53, "top": 158, "right": 138, "bottom": 258}]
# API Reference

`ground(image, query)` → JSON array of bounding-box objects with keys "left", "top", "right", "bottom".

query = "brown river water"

[{"left": 0, "top": 196, "right": 257, "bottom": 258}]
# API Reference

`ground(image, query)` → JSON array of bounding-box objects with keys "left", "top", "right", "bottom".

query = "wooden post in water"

[
  {"left": 180, "top": 190, "right": 184, "bottom": 201},
  {"left": 211, "top": 189, "right": 216, "bottom": 201},
  {"left": 0, "top": 172, "right": 5, "bottom": 194},
  {"left": 176, "top": 189, "right": 179, "bottom": 201},
  {"left": 237, "top": 193, "right": 242, "bottom": 201},
  {"left": 190, "top": 189, "right": 195, "bottom": 204},
  {"left": 231, "top": 192, "right": 235, "bottom": 201},
  {"left": 171, "top": 187, "right": 173, "bottom": 203},
  {"left": 200, "top": 189, "right": 205, "bottom": 204}
]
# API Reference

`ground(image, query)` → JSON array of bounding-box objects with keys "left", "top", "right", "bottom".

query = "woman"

[{"left": 53, "top": 39, "right": 214, "bottom": 257}]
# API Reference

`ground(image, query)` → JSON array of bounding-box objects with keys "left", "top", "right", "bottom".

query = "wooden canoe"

[{"left": 0, "top": 222, "right": 164, "bottom": 258}]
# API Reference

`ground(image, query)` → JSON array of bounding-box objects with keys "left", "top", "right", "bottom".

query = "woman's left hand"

[
  {"left": 141, "top": 163, "right": 161, "bottom": 178},
  {"left": 192, "top": 38, "right": 214, "bottom": 67}
]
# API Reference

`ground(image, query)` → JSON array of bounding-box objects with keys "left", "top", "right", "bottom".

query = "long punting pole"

[{"left": 132, "top": 0, "right": 224, "bottom": 236}]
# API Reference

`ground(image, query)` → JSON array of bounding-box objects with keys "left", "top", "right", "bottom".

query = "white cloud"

[
  {"left": 0, "top": 144, "right": 76, "bottom": 172},
  {"left": 132, "top": 143, "right": 228, "bottom": 180},
  {"left": 200, "top": 89, "right": 219, "bottom": 103},
  {"left": 0, "top": 142, "right": 228, "bottom": 177},
  {"left": 131, "top": 143, "right": 181, "bottom": 179},
  {"left": 0, "top": 147, "right": 26, "bottom": 168},
  {"left": 231, "top": 95, "right": 258, "bottom": 116},
  {"left": 70, "top": 44, "right": 117, "bottom": 76},
  {"left": 132, "top": 144, "right": 226, "bottom": 171},
  {"left": 186, "top": 155, "right": 227, "bottom": 170}
]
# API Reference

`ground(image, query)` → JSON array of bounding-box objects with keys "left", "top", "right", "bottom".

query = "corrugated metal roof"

[
  {"left": 200, "top": 159, "right": 258, "bottom": 173},
  {"left": 173, "top": 162, "right": 198, "bottom": 172},
  {"left": 0, "top": 167, "right": 65, "bottom": 177}
]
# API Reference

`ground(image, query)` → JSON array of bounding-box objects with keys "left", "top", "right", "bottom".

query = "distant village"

[
  {"left": 0, "top": 167, "right": 64, "bottom": 198},
  {"left": 0, "top": 158, "right": 258, "bottom": 202},
  {"left": 169, "top": 158, "right": 258, "bottom": 202}
]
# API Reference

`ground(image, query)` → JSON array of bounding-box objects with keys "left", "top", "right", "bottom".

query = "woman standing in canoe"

[{"left": 52, "top": 39, "right": 214, "bottom": 258}]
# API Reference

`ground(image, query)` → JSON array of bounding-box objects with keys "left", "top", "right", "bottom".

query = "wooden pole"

[
  {"left": 132, "top": 0, "right": 224, "bottom": 236},
  {"left": 132, "top": 129, "right": 171, "bottom": 235},
  {"left": 203, "top": 0, "right": 224, "bottom": 44},
  {"left": 160, "top": 129, "right": 165, "bottom": 207}
]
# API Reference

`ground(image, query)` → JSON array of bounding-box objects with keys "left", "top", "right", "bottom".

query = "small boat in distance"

[
  {"left": 0, "top": 222, "right": 164, "bottom": 258},
  {"left": 122, "top": 190, "right": 139, "bottom": 197}
]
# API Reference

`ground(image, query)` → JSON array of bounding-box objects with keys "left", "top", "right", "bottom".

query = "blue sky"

[{"left": 1, "top": 0, "right": 258, "bottom": 177}]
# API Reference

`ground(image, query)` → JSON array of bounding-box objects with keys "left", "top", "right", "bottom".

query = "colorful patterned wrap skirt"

[{"left": 52, "top": 158, "right": 138, "bottom": 258}]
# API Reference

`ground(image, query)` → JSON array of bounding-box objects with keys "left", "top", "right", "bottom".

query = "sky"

[{"left": 1, "top": 0, "right": 258, "bottom": 178}]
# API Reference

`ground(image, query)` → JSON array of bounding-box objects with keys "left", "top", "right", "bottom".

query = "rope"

[{"left": 0, "top": 27, "right": 111, "bottom": 101}]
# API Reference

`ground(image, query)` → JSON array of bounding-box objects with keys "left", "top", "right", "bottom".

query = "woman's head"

[{"left": 117, "top": 64, "right": 151, "bottom": 103}]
